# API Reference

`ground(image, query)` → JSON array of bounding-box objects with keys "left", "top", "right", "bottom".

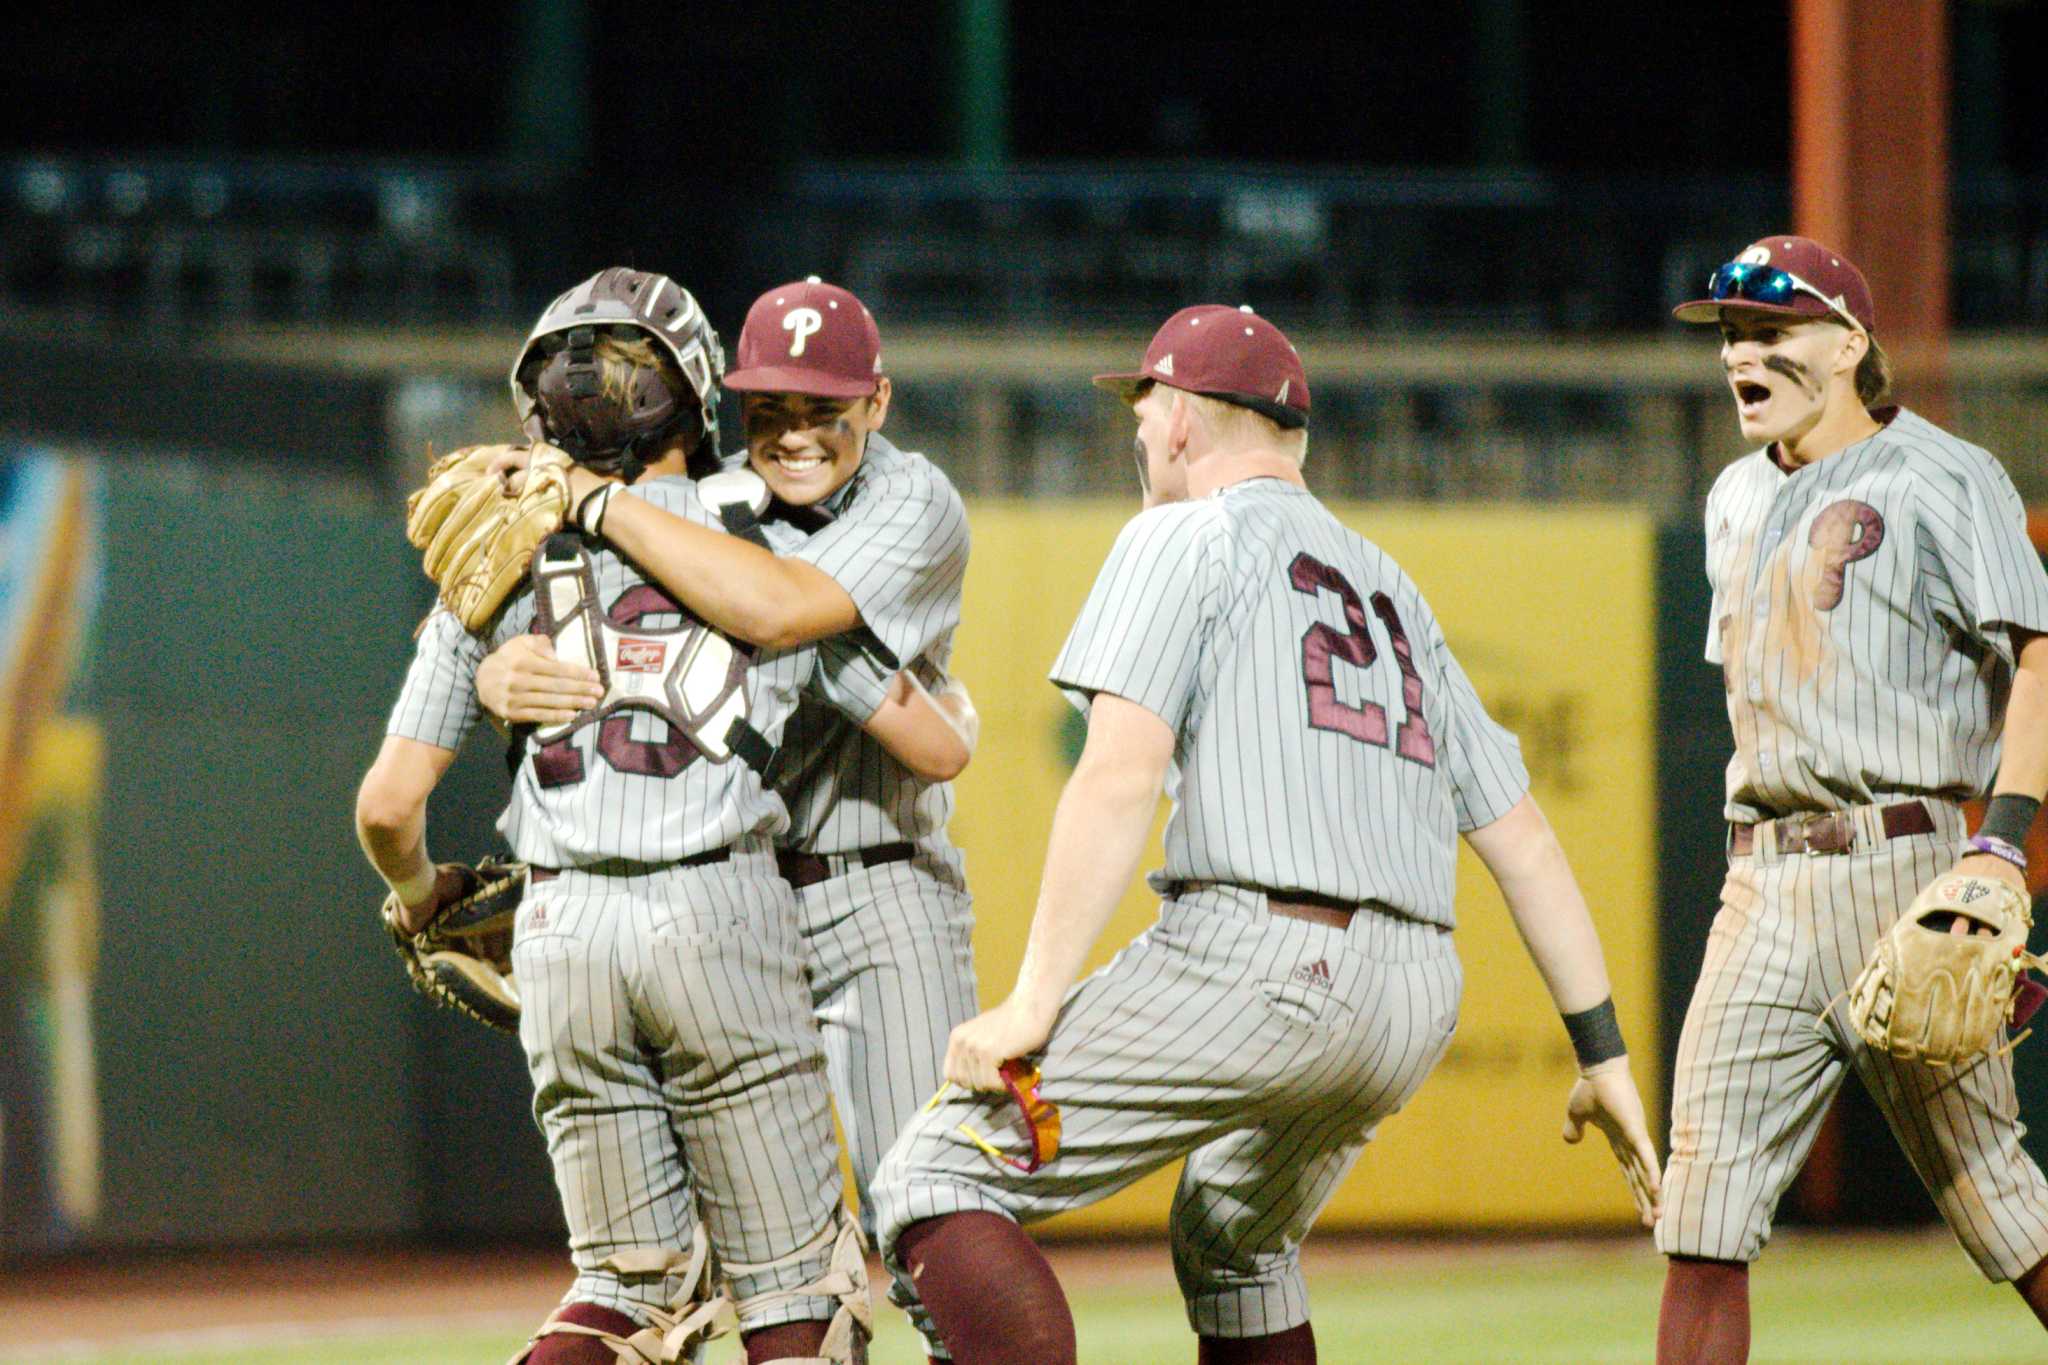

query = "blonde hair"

[
  {"left": 1185, "top": 392, "right": 1310, "bottom": 466},
  {"left": 1855, "top": 334, "right": 1892, "bottom": 407},
  {"left": 594, "top": 331, "right": 675, "bottom": 401}
]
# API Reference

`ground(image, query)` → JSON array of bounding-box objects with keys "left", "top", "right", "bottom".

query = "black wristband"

[
  {"left": 1562, "top": 998, "right": 1627, "bottom": 1069},
  {"left": 1980, "top": 794, "right": 2042, "bottom": 847}
]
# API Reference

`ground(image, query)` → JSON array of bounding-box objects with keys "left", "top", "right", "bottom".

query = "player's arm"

[
  {"left": 354, "top": 735, "right": 465, "bottom": 934},
  {"left": 944, "top": 692, "right": 1171, "bottom": 1092},
  {"left": 857, "top": 670, "right": 978, "bottom": 783},
  {"left": 1463, "top": 793, "right": 1664, "bottom": 1227},
  {"left": 1959, "top": 628, "right": 2048, "bottom": 887},
  {"left": 567, "top": 463, "right": 859, "bottom": 649},
  {"left": 1464, "top": 794, "right": 1613, "bottom": 1012}
]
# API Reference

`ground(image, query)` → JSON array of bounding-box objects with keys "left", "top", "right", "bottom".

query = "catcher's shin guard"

[
  {"left": 725, "top": 1208, "right": 874, "bottom": 1364},
  {"left": 507, "top": 1224, "right": 736, "bottom": 1365}
]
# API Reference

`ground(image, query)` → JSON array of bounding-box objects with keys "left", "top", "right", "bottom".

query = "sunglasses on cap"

[{"left": 1705, "top": 262, "right": 1864, "bottom": 332}]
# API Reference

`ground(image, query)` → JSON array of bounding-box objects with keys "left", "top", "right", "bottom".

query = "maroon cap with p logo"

[
  {"left": 1673, "top": 235, "right": 1877, "bottom": 332},
  {"left": 722, "top": 277, "right": 883, "bottom": 398},
  {"left": 1093, "top": 304, "right": 1310, "bottom": 428}
]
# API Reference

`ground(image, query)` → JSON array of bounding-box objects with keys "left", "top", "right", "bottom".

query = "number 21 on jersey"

[{"left": 1288, "top": 552, "right": 1437, "bottom": 768}]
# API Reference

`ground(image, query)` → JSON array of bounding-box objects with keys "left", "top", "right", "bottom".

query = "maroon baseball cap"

[
  {"left": 1094, "top": 304, "right": 1310, "bottom": 429},
  {"left": 1673, "top": 235, "right": 1877, "bottom": 332},
  {"left": 722, "top": 276, "right": 883, "bottom": 398}
]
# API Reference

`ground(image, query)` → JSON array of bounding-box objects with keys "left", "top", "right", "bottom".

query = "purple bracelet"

[{"left": 1966, "top": 834, "right": 2029, "bottom": 872}]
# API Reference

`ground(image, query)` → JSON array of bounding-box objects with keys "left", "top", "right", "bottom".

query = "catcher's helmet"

[{"left": 510, "top": 268, "right": 724, "bottom": 474}]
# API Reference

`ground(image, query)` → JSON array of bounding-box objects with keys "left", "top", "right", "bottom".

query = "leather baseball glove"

[
  {"left": 381, "top": 859, "right": 524, "bottom": 1033},
  {"left": 405, "top": 443, "right": 575, "bottom": 632},
  {"left": 1846, "top": 872, "right": 2048, "bottom": 1067}
]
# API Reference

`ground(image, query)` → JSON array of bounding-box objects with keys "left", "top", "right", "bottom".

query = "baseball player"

[
  {"left": 478, "top": 277, "right": 976, "bottom": 1353},
  {"left": 866, "top": 305, "right": 1663, "bottom": 1365},
  {"left": 356, "top": 268, "right": 970, "bottom": 1365},
  {"left": 1657, "top": 236, "right": 2048, "bottom": 1362}
]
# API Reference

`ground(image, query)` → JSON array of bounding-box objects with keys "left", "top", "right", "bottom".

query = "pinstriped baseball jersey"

[
  {"left": 1049, "top": 479, "right": 1529, "bottom": 928},
  {"left": 1705, "top": 407, "right": 2048, "bottom": 822},
  {"left": 385, "top": 476, "right": 891, "bottom": 865},
  {"left": 1661, "top": 403, "right": 2048, "bottom": 1283},
  {"left": 771, "top": 432, "right": 969, "bottom": 853},
  {"left": 873, "top": 475, "right": 1520, "bottom": 1342}
]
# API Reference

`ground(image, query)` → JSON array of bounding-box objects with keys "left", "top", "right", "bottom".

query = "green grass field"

[{"left": 11, "top": 1230, "right": 2043, "bottom": 1364}]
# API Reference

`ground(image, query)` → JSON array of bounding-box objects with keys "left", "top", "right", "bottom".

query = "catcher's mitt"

[
  {"left": 405, "top": 444, "right": 575, "bottom": 632},
  {"left": 381, "top": 859, "right": 525, "bottom": 1032},
  {"left": 1846, "top": 872, "right": 2048, "bottom": 1067}
]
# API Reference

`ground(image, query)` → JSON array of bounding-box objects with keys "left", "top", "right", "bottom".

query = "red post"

[
  {"left": 1787, "top": 0, "right": 1954, "bottom": 1219},
  {"left": 1791, "top": 0, "right": 1951, "bottom": 420}
]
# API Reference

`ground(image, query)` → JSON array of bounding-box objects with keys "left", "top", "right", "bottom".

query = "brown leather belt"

[
  {"left": 1728, "top": 800, "right": 1936, "bottom": 857},
  {"left": 1164, "top": 881, "right": 1359, "bottom": 928},
  {"left": 530, "top": 846, "right": 732, "bottom": 883},
  {"left": 777, "top": 841, "right": 916, "bottom": 891}
]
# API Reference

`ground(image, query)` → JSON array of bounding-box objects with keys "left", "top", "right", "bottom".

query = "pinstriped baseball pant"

[
  {"left": 872, "top": 886, "right": 1461, "bottom": 1339},
  {"left": 795, "top": 846, "right": 977, "bottom": 1352},
  {"left": 1658, "top": 800, "right": 2048, "bottom": 1280},
  {"left": 513, "top": 846, "right": 847, "bottom": 1331}
]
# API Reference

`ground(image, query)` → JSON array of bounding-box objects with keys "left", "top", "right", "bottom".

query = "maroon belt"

[
  {"left": 530, "top": 846, "right": 732, "bottom": 883},
  {"left": 777, "top": 842, "right": 916, "bottom": 891},
  {"left": 1164, "top": 881, "right": 1358, "bottom": 928},
  {"left": 1728, "top": 800, "right": 1936, "bottom": 857}
]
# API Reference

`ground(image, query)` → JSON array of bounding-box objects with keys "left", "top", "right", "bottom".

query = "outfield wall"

[{"left": 2, "top": 449, "right": 2043, "bottom": 1251}]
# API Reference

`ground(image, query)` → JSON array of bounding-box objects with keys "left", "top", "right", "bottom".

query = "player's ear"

[
  {"left": 1166, "top": 390, "right": 1192, "bottom": 456},
  {"left": 1834, "top": 323, "right": 1869, "bottom": 377},
  {"left": 865, "top": 377, "right": 892, "bottom": 430}
]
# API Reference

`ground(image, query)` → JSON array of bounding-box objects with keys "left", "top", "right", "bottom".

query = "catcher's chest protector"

[{"left": 530, "top": 533, "right": 771, "bottom": 768}]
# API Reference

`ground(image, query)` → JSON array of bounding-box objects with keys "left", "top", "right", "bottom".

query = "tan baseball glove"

[
  {"left": 405, "top": 443, "right": 575, "bottom": 632},
  {"left": 1846, "top": 872, "right": 2047, "bottom": 1067},
  {"left": 380, "top": 859, "right": 524, "bottom": 1033}
]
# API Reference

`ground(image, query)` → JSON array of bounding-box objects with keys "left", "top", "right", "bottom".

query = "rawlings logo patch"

[
  {"left": 1936, "top": 877, "right": 1993, "bottom": 904},
  {"left": 615, "top": 638, "right": 667, "bottom": 673}
]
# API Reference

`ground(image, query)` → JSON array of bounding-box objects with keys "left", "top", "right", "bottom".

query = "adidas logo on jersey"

[{"left": 1291, "top": 959, "right": 1333, "bottom": 990}]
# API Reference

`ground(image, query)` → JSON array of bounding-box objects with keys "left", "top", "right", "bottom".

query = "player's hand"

[
  {"left": 1953, "top": 851, "right": 2028, "bottom": 897},
  {"left": 488, "top": 444, "right": 535, "bottom": 494},
  {"left": 1563, "top": 1056, "right": 1664, "bottom": 1229},
  {"left": 478, "top": 633, "right": 603, "bottom": 725},
  {"left": 945, "top": 997, "right": 1056, "bottom": 1093},
  {"left": 395, "top": 864, "right": 474, "bottom": 936}
]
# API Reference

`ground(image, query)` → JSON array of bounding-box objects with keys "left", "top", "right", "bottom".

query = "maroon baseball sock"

[
  {"left": 524, "top": 1302, "right": 642, "bottom": 1364},
  {"left": 1657, "top": 1256, "right": 1750, "bottom": 1364},
  {"left": 896, "top": 1211, "right": 1076, "bottom": 1365},
  {"left": 1198, "top": 1322, "right": 1317, "bottom": 1363},
  {"left": 744, "top": 1318, "right": 830, "bottom": 1362},
  {"left": 2016, "top": 1254, "right": 2048, "bottom": 1329}
]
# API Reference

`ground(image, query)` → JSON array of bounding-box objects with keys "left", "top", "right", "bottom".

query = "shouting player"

[
  {"left": 1656, "top": 236, "right": 2048, "bottom": 1361},
  {"left": 868, "top": 305, "right": 1663, "bottom": 1365},
  {"left": 356, "top": 268, "right": 970, "bottom": 1365},
  {"left": 478, "top": 277, "right": 976, "bottom": 1353}
]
